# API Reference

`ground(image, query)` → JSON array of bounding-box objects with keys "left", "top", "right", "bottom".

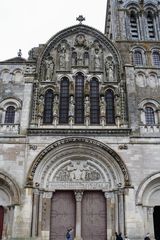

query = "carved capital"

[{"left": 74, "top": 191, "right": 83, "bottom": 202}]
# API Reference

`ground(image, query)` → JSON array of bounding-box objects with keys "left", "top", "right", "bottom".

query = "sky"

[{"left": 0, "top": 0, "right": 107, "bottom": 61}]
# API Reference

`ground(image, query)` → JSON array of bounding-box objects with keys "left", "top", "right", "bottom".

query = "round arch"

[
  {"left": 136, "top": 172, "right": 160, "bottom": 206},
  {"left": 26, "top": 137, "right": 130, "bottom": 191},
  {"left": 0, "top": 171, "right": 21, "bottom": 206}
]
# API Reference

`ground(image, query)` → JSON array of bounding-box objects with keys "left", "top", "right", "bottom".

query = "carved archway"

[
  {"left": 136, "top": 171, "right": 160, "bottom": 206},
  {"left": 26, "top": 137, "right": 130, "bottom": 190},
  {"left": 0, "top": 171, "right": 21, "bottom": 206}
]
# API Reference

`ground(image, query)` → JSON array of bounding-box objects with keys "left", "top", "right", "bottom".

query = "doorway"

[
  {"left": 153, "top": 206, "right": 160, "bottom": 240},
  {"left": 0, "top": 206, "right": 4, "bottom": 240}
]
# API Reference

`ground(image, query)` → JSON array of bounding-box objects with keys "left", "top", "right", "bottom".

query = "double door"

[{"left": 50, "top": 191, "right": 106, "bottom": 240}]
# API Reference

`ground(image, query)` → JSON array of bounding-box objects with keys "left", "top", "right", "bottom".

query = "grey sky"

[{"left": 0, "top": 0, "right": 107, "bottom": 61}]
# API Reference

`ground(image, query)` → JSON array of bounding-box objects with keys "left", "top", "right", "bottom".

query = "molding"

[{"left": 27, "top": 128, "right": 131, "bottom": 136}]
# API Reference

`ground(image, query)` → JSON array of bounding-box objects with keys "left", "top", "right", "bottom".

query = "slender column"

[
  {"left": 31, "top": 189, "right": 40, "bottom": 237},
  {"left": 118, "top": 189, "right": 125, "bottom": 235},
  {"left": 104, "top": 192, "right": 113, "bottom": 240},
  {"left": 74, "top": 191, "right": 83, "bottom": 240},
  {"left": 147, "top": 207, "right": 154, "bottom": 239},
  {"left": 41, "top": 192, "right": 53, "bottom": 240}
]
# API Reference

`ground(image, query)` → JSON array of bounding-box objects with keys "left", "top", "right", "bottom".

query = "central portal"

[{"left": 50, "top": 191, "right": 106, "bottom": 240}]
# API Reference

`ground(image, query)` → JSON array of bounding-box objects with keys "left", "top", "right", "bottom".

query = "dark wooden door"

[
  {"left": 50, "top": 191, "right": 75, "bottom": 240},
  {"left": 154, "top": 206, "right": 160, "bottom": 240},
  {"left": 0, "top": 206, "right": 4, "bottom": 240},
  {"left": 82, "top": 191, "right": 106, "bottom": 240}
]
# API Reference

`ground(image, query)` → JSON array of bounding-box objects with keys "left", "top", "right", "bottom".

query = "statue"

[
  {"left": 100, "top": 96, "right": 106, "bottom": 117},
  {"left": 59, "top": 44, "right": 66, "bottom": 69},
  {"left": 85, "top": 96, "right": 90, "bottom": 117},
  {"left": 45, "top": 55, "right": 55, "bottom": 81},
  {"left": 53, "top": 95, "right": 59, "bottom": 116},
  {"left": 105, "top": 56, "right": 114, "bottom": 81},
  {"left": 69, "top": 96, "right": 75, "bottom": 117},
  {"left": 94, "top": 48, "right": 101, "bottom": 70},
  {"left": 37, "top": 95, "right": 44, "bottom": 117}
]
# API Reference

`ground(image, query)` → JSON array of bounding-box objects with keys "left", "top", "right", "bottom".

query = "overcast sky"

[{"left": 0, "top": 0, "right": 107, "bottom": 61}]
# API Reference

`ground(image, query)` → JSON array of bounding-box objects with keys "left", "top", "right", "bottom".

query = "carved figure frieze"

[{"left": 55, "top": 160, "right": 101, "bottom": 182}]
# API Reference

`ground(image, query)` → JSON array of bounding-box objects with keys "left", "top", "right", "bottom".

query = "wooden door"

[
  {"left": 50, "top": 191, "right": 75, "bottom": 240},
  {"left": 82, "top": 191, "right": 106, "bottom": 240},
  {"left": 0, "top": 206, "right": 4, "bottom": 240}
]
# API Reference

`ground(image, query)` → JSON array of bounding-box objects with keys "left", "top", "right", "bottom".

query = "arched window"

[
  {"left": 75, "top": 73, "right": 84, "bottom": 124},
  {"left": 145, "top": 107, "right": 155, "bottom": 125},
  {"left": 90, "top": 78, "right": 100, "bottom": 124},
  {"left": 130, "top": 11, "right": 139, "bottom": 39},
  {"left": 133, "top": 50, "right": 143, "bottom": 65},
  {"left": 43, "top": 89, "right": 54, "bottom": 124},
  {"left": 59, "top": 77, "right": 69, "bottom": 124},
  {"left": 147, "top": 12, "right": 155, "bottom": 39},
  {"left": 4, "top": 106, "right": 15, "bottom": 124},
  {"left": 152, "top": 51, "right": 160, "bottom": 67},
  {"left": 105, "top": 90, "right": 115, "bottom": 124}
]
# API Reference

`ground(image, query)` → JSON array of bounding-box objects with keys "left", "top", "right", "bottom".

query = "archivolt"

[{"left": 26, "top": 137, "right": 130, "bottom": 189}]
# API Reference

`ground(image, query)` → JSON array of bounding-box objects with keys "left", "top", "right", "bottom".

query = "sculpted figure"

[
  {"left": 59, "top": 45, "right": 66, "bottom": 69},
  {"left": 105, "top": 56, "right": 114, "bottom": 81},
  {"left": 100, "top": 96, "right": 106, "bottom": 117},
  {"left": 53, "top": 95, "right": 59, "bottom": 116},
  {"left": 37, "top": 95, "right": 44, "bottom": 117},
  {"left": 85, "top": 96, "right": 90, "bottom": 116},
  {"left": 94, "top": 48, "right": 101, "bottom": 70},
  {"left": 45, "top": 55, "right": 55, "bottom": 81},
  {"left": 69, "top": 96, "right": 75, "bottom": 117}
]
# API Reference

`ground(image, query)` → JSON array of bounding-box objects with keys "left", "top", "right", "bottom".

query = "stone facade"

[{"left": 0, "top": 1, "right": 160, "bottom": 240}]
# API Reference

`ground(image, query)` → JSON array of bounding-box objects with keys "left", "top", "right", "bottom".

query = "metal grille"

[
  {"left": 4, "top": 106, "right": 15, "bottom": 124},
  {"left": 90, "top": 78, "right": 100, "bottom": 124},
  {"left": 152, "top": 52, "right": 160, "bottom": 67},
  {"left": 43, "top": 89, "right": 54, "bottom": 124},
  {"left": 133, "top": 51, "right": 143, "bottom": 65},
  {"left": 145, "top": 107, "right": 155, "bottom": 125},
  {"left": 59, "top": 77, "right": 69, "bottom": 124}
]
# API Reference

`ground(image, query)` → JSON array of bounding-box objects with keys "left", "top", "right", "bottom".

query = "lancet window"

[
  {"left": 90, "top": 78, "right": 100, "bottom": 124},
  {"left": 4, "top": 106, "right": 15, "bottom": 124},
  {"left": 75, "top": 73, "right": 84, "bottom": 124},
  {"left": 43, "top": 89, "right": 54, "bottom": 124},
  {"left": 105, "top": 90, "right": 115, "bottom": 124},
  {"left": 59, "top": 77, "right": 69, "bottom": 124}
]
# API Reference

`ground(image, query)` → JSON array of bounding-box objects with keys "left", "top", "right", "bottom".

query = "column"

[
  {"left": 104, "top": 192, "right": 113, "bottom": 240},
  {"left": 147, "top": 207, "right": 154, "bottom": 239},
  {"left": 74, "top": 191, "right": 83, "bottom": 240},
  {"left": 41, "top": 192, "right": 53, "bottom": 240},
  {"left": 118, "top": 189, "right": 125, "bottom": 236},
  {"left": 31, "top": 189, "right": 40, "bottom": 237}
]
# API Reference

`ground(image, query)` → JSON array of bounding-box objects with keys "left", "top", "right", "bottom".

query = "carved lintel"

[{"left": 74, "top": 191, "right": 83, "bottom": 202}]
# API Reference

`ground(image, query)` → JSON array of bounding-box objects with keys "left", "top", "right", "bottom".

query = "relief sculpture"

[{"left": 55, "top": 160, "right": 101, "bottom": 182}]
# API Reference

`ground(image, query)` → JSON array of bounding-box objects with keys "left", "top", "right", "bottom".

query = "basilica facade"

[{"left": 0, "top": 0, "right": 160, "bottom": 240}]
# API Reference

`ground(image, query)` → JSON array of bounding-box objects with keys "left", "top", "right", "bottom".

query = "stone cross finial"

[
  {"left": 76, "top": 15, "right": 85, "bottom": 24},
  {"left": 17, "top": 49, "right": 22, "bottom": 57}
]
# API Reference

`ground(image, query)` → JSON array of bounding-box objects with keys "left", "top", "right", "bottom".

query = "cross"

[{"left": 76, "top": 15, "right": 85, "bottom": 24}]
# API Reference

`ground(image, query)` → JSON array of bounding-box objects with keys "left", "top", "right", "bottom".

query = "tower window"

[
  {"left": 133, "top": 50, "right": 143, "bottom": 65},
  {"left": 43, "top": 89, "right": 54, "bottom": 124},
  {"left": 59, "top": 77, "right": 69, "bottom": 124},
  {"left": 152, "top": 51, "right": 160, "bottom": 67},
  {"left": 90, "top": 78, "right": 100, "bottom": 124},
  {"left": 105, "top": 90, "right": 115, "bottom": 124},
  {"left": 75, "top": 73, "right": 84, "bottom": 124},
  {"left": 4, "top": 106, "right": 15, "bottom": 124},
  {"left": 130, "top": 11, "right": 139, "bottom": 39},
  {"left": 147, "top": 12, "right": 155, "bottom": 39},
  {"left": 145, "top": 107, "right": 155, "bottom": 125}
]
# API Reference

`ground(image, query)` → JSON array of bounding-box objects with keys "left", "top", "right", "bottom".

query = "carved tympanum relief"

[{"left": 55, "top": 160, "right": 101, "bottom": 182}]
